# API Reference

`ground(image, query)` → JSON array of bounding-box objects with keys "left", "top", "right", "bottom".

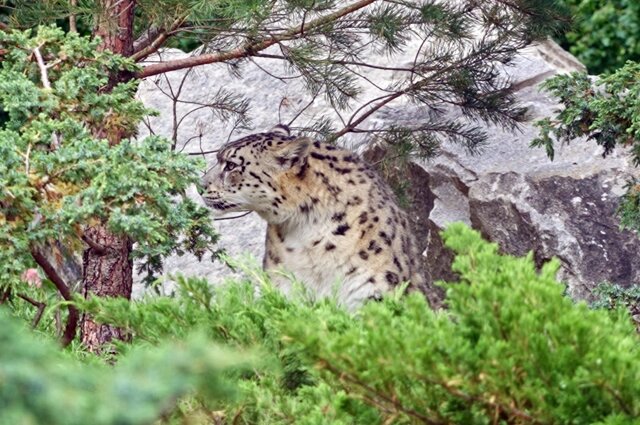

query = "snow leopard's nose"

[
  {"left": 200, "top": 178, "right": 216, "bottom": 197},
  {"left": 198, "top": 175, "right": 208, "bottom": 196},
  {"left": 200, "top": 166, "right": 219, "bottom": 194}
]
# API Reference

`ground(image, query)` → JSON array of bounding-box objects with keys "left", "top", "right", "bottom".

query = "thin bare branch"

[
  {"left": 17, "top": 293, "right": 47, "bottom": 328},
  {"left": 286, "top": 89, "right": 322, "bottom": 127},
  {"left": 140, "top": 115, "right": 157, "bottom": 136},
  {"left": 81, "top": 233, "right": 108, "bottom": 255},
  {"left": 190, "top": 148, "right": 219, "bottom": 156},
  {"left": 17, "top": 143, "right": 32, "bottom": 176},
  {"left": 32, "top": 47, "right": 63, "bottom": 148},
  {"left": 250, "top": 56, "right": 303, "bottom": 81},
  {"left": 30, "top": 247, "right": 79, "bottom": 347},
  {"left": 0, "top": 287, "right": 10, "bottom": 304},
  {"left": 33, "top": 46, "right": 51, "bottom": 89},
  {"left": 213, "top": 211, "right": 252, "bottom": 221},
  {"left": 180, "top": 133, "right": 204, "bottom": 153}
]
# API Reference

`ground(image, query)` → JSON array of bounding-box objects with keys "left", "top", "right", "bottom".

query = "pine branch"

[
  {"left": 134, "top": 28, "right": 159, "bottom": 51},
  {"left": 137, "top": 0, "right": 377, "bottom": 79},
  {"left": 252, "top": 52, "right": 419, "bottom": 73},
  {"left": 131, "top": 17, "right": 187, "bottom": 62},
  {"left": 331, "top": 90, "right": 404, "bottom": 139}
]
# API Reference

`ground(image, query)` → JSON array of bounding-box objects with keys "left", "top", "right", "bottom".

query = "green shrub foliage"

[
  {"left": 0, "top": 26, "right": 218, "bottom": 289},
  {"left": 0, "top": 307, "right": 249, "bottom": 425},
  {"left": 73, "top": 224, "right": 640, "bottom": 424}
]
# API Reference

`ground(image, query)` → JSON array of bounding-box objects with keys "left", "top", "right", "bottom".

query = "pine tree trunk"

[
  {"left": 80, "top": 0, "right": 136, "bottom": 353},
  {"left": 81, "top": 227, "right": 133, "bottom": 353},
  {"left": 94, "top": 0, "right": 136, "bottom": 57}
]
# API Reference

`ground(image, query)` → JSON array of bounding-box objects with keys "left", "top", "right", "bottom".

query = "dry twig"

[
  {"left": 17, "top": 293, "right": 47, "bottom": 328},
  {"left": 30, "top": 247, "right": 79, "bottom": 346}
]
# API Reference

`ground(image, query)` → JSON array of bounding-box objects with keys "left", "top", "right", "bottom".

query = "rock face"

[{"left": 135, "top": 40, "right": 640, "bottom": 300}]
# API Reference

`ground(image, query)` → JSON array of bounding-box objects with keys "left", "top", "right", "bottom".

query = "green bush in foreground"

[
  {"left": 281, "top": 224, "right": 640, "bottom": 424},
  {"left": 0, "top": 308, "right": 250, "bottom": 425},
  {"left": 66, "top": 223, "right": 639, "bottom": 424}
]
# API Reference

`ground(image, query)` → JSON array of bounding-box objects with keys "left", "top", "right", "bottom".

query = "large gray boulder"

[{"left": 135, "top": 40, "right": 639, "bottom": 300}]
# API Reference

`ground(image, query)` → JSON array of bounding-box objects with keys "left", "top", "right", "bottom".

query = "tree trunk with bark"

[
  {"left": 80, "top": 0, "right": 136, "bottom": 353},
  {"left": 81, "top": 227, "right": 133, "bottom": 353}
]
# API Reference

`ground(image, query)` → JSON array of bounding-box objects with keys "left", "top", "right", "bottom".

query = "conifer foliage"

[{"left": 0, "top": 26, "right": 218, "bottom": 344}]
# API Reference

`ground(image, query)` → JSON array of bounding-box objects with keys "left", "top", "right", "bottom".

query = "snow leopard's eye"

[{"left": 224, "top": 161, "right": 237, "bottom": 172}]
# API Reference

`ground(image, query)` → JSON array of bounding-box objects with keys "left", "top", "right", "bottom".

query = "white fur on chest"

[{"left": 267, "top": 219, "right": 378, "bottom": 309}]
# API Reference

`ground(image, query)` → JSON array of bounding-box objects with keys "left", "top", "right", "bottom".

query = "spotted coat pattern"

[{"left": 201, "top": 126, "right": 424, "bottom": 308}]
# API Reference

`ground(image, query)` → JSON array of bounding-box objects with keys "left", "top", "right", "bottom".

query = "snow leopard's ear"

[
  {"left": 272, "top": 137, "right": 311, "bottom": 170},
  {"left": 269, "top": 124, "right": 291, "bottom": 137}
]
